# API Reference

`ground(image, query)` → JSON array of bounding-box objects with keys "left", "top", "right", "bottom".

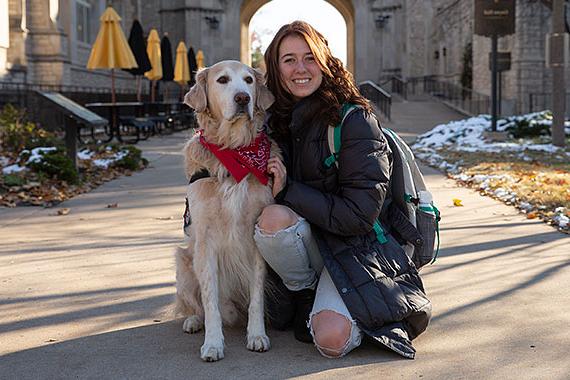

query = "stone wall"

[{"left": 429, "top": 0, "right": 472, "bottom": 82}]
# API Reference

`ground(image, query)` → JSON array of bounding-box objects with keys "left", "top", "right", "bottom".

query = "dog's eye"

[
  {"left": 244, "top": 76, "right": 253, "bottom": 84},
  {"left": 216, "top": 76, "right": 229, "bottom": 84}
]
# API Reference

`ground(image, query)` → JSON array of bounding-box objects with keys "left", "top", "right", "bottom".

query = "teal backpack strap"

[
  {"left": 325, "top": 103, "right": 360, "bottom": 168},
  {"left": 372, "top": 221, "right": 388, "bottom": 244}
]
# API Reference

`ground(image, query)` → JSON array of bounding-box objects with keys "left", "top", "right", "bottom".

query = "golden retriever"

[{"left": 176, "top": 60, "right": 279, "bottom": 362}]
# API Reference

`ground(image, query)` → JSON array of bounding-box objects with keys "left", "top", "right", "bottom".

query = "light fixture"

[
  {"left": 204, "top": 16, "right": 219, "bottom": 30},
  {"left": 375, "top": 14, "right": 391, "bottom": 29}
]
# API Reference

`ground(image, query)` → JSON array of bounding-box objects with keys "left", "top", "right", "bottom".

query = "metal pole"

[
  {"left": 498, "top": 71, "right": 502, "bottom": 116},
  {"left": 491, "top": 34, "right": 498, "bottom": 131},
  {"left": 552, "top": 0, "right": 566, "bottom": 147}
]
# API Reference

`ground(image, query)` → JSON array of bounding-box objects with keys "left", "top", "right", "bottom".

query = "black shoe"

[
  {"left": 265, "top": 268, "right": 295, "bottom": 330},
  {"left": 292, "top": 288, "right": 316, "bottom": 343}
]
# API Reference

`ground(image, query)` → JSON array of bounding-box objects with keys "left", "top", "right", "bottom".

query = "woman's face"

[{"left": 278, "top": 35, "right": 323, "bottom": 100}]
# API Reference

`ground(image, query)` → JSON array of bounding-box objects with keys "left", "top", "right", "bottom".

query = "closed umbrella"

[
  {"left": 174, "top": 41, "right": 190, "bottom": 100},
  {"left": 87, "top": 6, "right": 137, "bottom": 103},
  {"left": 187, "top": 46, "right": 198, "bottom": 86},
  {"left": 144, "top": 29, "right": 162, "bottom": 102},
  {"left": 124, "top": 19, "right": 151, "bottom": 101},
  {"left": 196, "top": 49, "right": 205, "bottom": 70},
  {"left": 160, "top": 34, "right": 174, "bottom": 101},
  {"left": 161, "top": 34, "right": 174, "bottom": 82}
]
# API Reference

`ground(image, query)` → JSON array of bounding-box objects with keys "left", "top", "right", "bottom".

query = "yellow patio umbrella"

[
  {"left": 87, "top": 6, "right": 137, "bottom": 103},
  {"left": 174, "top": 42, "right": 190, "bottom": 84},
  {"left": 196, "top": 50, "right": 205, "bottom": 70},
  {"left": 145, "top": 29, "right": 162, "bottom": 102}
]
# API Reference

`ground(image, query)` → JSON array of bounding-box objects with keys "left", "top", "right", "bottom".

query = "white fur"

[{"left": 176, "top": 60, "right": 279, "bottom": 362}]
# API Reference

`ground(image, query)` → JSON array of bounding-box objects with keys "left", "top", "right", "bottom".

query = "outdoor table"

[{"left": 85, "top": 102, "right": 145, "bottom": 142}]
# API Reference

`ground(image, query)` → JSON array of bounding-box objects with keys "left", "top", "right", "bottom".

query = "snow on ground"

[
  {"left": 2, "top": 164, "right": 27, "bottom": 174},
  {"left": 23, "top": 147, "right": 57, "bottom": 164},
  {"left": 92, "top": 150, "right": 128, "bottom": 169},
  {"left": 1, "top": 147, "right": 128, "bottom": 174},
  {"left": 412, "top": 111, "right": 569, "bottom": 232},
  {"left": 413, "top": 112, "right": 567, "bottom": 155}
]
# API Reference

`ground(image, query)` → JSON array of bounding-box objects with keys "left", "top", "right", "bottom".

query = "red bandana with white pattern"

[{"left": 198, "top": 130, "right": 271, "bottom": 185}]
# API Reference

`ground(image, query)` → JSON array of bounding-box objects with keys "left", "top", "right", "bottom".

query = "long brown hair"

[{"left": 264, "top": 21, "right": 371, "bottom": 133}]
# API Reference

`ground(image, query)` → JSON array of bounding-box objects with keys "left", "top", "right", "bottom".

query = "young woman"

[{"left": 254, "top": 21, "right": 431, "bottom": 359}]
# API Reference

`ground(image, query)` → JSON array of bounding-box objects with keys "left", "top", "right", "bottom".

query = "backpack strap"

[
  {"left": 324, "top": 103, "right": 388, "bottom": 244},
  {"left": 325, "top": 103, "right": 361, "bottom": 169}
]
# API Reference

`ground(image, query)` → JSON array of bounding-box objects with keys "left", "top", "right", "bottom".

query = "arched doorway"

[{"left": 240, "top": 0, "right": 355, "bottom": 73}]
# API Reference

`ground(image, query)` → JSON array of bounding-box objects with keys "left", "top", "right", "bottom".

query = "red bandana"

[{"left": 198, "top": 130, "right": 271, "bottom": 185}]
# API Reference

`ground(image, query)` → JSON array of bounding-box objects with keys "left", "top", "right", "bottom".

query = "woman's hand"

[{"left": 267, "top": 157, "right": 287, "bottom": 198}]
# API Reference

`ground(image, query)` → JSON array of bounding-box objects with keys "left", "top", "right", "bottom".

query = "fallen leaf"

[
  {"left": 57, "top": 208, "right": 70, "bottom": 216},
  {"left": 106, "top": 203, "right": 118, "bottom": 208},
  {"left": 452, "top": 198, "right": 464, "bottom": 207}
]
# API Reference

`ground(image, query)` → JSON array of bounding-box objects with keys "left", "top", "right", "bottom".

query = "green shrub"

[
  {"left": 502, "top": 112, "right": 553, "bottom": 139},
  {"left": 26, "top": 148, "right": 78, "bottom": 184},
  {"left": 0, "top": 104, "right": 60, "bottom": 151},
  {"left": 2, "top": 173, "right": 26, "bottom": 187},
  {"left": 114, "top": 145, "right": 146, "bottom": 171}
]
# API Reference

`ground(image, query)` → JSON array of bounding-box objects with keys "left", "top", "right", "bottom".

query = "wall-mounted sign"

[
  {"left": 474, "top": 0, "right": 516, "bottom": 37},
  {"left": 488, "top": 52, "right": 511, "bottom": 71}
]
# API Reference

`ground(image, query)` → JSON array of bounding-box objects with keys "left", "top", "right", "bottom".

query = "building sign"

[
  {"left": 474, "top": 0, "right": 516, "bottom": 37},
  {"left": 488, "top": 52, "right": 511, "bottom": 71}
]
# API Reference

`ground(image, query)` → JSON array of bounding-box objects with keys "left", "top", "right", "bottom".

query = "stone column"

[
  {"left": 1, "top": 0, "right": 10, "bottom": 77},
  {"left": 25, "top": 0, "right": 70, "bottom": 85}
]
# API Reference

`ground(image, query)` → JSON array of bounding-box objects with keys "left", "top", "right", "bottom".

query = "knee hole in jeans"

[
  {"left": 257, "top": 204, "right": 299, "bottom": 234},
  {"left": 311, "top": 310, "right": 352, "bottom": 357}
]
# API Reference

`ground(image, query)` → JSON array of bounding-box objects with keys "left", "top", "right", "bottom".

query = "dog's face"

[{"left": 184, "top": 60, "right": 274, "bottom": 122}]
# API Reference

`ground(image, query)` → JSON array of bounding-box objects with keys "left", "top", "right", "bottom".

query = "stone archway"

[{"left": 239, "top": 0, "right": 355, "bottom": 74}]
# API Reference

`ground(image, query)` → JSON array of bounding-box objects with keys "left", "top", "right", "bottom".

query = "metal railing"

[
  {"left": 389, "top": 75, "right": 490, "bottom": 116},
  {"left": 422, "top": 77, "right": 490, "bottom": 115},
  {"left": 358, "top": 80, "right": 391, "bottom": 120},
  {"left": 0, "top": 82, "right": 146, "bottom": 132},
  {"left": 390, "top": 76, "right": 407, "bottom": 99}
]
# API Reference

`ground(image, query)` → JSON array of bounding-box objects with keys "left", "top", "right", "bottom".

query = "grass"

[{"left": 431, "top": 144, "right": 570, "bottom": 232}]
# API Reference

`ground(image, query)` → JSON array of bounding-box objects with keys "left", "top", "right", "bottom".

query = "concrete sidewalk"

[{"left": 1, "top": 104, "right": 569, "bottom": 380}]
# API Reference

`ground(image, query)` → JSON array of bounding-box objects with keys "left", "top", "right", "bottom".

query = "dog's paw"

[
  {"left": 182, "top": 315, "right": 203, "bottom": 334},
  {"left": 200, "top": 342, "right": 225, "bottom": 362},
  {"left": 246, "top": 334, "right": 270, "bottom": 352}
]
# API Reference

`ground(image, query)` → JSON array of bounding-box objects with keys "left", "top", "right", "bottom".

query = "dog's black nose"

[{"left": 234, "top": 92, "right": 251, "bottom": 106}]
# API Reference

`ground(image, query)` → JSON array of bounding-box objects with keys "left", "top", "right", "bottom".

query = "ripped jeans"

[{"left": 254, "top": 216, "right": 363, "bottom": 358}]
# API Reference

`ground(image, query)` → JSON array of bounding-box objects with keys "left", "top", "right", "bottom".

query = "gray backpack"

[{"left": 325, "top": 104, "right": 440, "bottom": 269}]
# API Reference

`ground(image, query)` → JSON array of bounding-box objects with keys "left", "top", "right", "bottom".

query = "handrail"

[
  {"left": 391, "top": 76, "right": 407, "bottom": 99},
  {"left": 358, "top": 80, "right": 391, "bottom": 120}
]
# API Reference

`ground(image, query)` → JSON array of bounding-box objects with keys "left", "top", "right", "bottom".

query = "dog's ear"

[
  {"left": 253, "top": 68, "right": 274, "bottom": 111},
  {"left": 184, "top": 68, "right": 209, "bottom": 112}
]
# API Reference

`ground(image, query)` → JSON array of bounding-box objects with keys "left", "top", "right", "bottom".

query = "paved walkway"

[{"left": 1, "top": 101, "right": 569, "bottom": 379}]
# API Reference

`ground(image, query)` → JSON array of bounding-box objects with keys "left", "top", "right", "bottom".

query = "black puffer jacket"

[{"left": 268, "top": 95, "right": 431, "bottom": 359}]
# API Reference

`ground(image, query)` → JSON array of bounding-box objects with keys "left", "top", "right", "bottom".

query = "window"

[{"left": 76, "top": 0, "right": 91, "bottom": 44}]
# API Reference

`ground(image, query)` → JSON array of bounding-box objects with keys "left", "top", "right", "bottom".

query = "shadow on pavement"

[{"left": 0, "top": 321, "right": 404, "bottom": 379}]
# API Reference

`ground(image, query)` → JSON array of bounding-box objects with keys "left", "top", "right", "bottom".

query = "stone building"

[{"left": 0, "top": 0, "right": 566, "bottom": 115}]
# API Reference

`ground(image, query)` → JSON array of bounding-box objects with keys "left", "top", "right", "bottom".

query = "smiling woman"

[{"left": 249, "top": 0, "right": 347, "bottom": 67}]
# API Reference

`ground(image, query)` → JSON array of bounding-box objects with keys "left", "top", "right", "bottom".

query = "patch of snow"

[
  {"left": 24, "top": 147, "right": 57, "bottom": 164},
  {"left": 77, "top": 149, "right": 94, "bottom": 160},
  {"left": 92, "top": 150, "right": 128, "bottom": 168},
  {"left": 519, "top": 202, "right": 533, "bottom": 212},
  {"left": 413, "top": 111, "right": 569, "bottom": 155},
  {"left": 2, "top": 164, "right": 27, "bottom": 174},
  {"left": 554, "top": 214, "right": 569, "bottom": 229}
]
